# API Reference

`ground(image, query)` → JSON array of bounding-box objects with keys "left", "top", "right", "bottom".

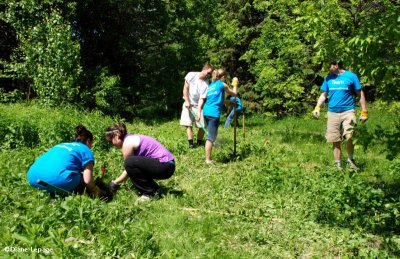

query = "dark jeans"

[
  {"left": 204, "top": 115, "right": 220, "bottom": 142},
  {"left": 124, "top": 156, "right": 175, "bottom": 195}
]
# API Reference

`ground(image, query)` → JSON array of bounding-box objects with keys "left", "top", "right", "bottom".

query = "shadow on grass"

[
  {"left": 124, "top": 183, "right": 184, "bottom": 198},
  {"left": 158, "top": 186, "right": 184, "bottom": 198},
  {"left": 275, "top": 129, "right": 326, "bottom": 143},
  {"left": 218, "top": 147, "right": 254, "bottom": 163}
]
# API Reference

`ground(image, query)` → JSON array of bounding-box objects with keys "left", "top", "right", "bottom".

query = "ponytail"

[{"left": 75, "top": 124, "right": 93, "bottom": 144}]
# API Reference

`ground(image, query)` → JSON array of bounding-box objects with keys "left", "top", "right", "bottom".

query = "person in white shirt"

[{"left": 179, "top": 63, "right": 214, "bottom": 149}]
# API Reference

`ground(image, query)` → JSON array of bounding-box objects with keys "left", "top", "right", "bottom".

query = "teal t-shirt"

[
  {"left": 321, "top": 70, "right": 362, "bottom": 112},
  {"left": 229, "top": 96, "right": 242, "bottom": 111},
  {"left": 27, "top": 142, "right": 94, "bottom": 192},
  {"left": 203, "top": 80, "right": 225, "bottom": 118}
]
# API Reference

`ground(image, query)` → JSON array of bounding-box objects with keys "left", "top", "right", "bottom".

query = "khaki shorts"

[
  {"left": 179, "top": 103, "right": 205, "bottom": 128},
  {"left": 326, "top": 110, "right": 357, "bottom": 142}
]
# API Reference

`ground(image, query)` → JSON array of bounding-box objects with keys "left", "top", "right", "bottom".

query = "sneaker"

[
  {"left": 137, "top": 194, "right": 152, "bottom": 203},
  {"left": 347, "top": 159, "right": 359, "bottom": 171},
  {"left": 189, "top": 144, "right": 194, "bottom": 149},
  {"left": 205, "top": 160, "right": 216, "bottom": 165}
]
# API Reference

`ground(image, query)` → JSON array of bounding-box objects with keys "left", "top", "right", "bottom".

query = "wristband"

[{"left": 314, "top": 106, "right": 320, "bottom": 111}]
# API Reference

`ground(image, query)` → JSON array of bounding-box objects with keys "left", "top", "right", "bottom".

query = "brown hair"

[
  {"left": 330, "top": 60, "right": 344, "bottom": 69},
  {"left": 211, "top": 68, "right": 227, "bottom": 81},
  {"left": 105, "top": 122, "right": 127, "bottom": 142},
  {"left": 216, "top": 68, "right": 227, "bottom": 79},
  {"left": 202, "top": 63, "right": 214, "bottom": 71},
  {"left": 75, "top": 124, "right": 93, "bottom": 144}
]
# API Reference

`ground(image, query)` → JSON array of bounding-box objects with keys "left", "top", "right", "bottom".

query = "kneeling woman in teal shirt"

[{"left": 27, "top": 124, "right": 101, "bottom": 197}]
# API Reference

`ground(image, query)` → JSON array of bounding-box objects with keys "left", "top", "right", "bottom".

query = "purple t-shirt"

[{"left": 125, "top": 134, "right": 174, "bottom": 163}]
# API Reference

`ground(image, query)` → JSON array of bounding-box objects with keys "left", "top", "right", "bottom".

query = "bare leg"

[
  {"left": 197, "top": 128, "right": 205, "bottom": 141},
  {"left": 345, "top": 134, "right": 358, "bottom": 170},
  {"left": 333, "top": 141, "right": 341, "bottom": 162},
  {"left": 186, "top": 126, "right": 193, "bottom": 140},
  {"left": 205, "top": 140, "right": 213, "bottom": 162},
  {"left": 345, "top": 134, "right": 354, "bottom": 157}
]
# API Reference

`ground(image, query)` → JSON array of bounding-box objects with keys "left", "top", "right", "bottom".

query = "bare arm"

[
  {"left": 183, "top": 80, "right": 190, "bottom": 109},
  {"left": 224, "top": 83, "right": 237, "bottom": 97},
  {"left": 197, "top": 98, "right": 205, "bottom": 121},
  {"left": 82, "top": 162, "right": 100, "bottom": 196},
  {"left": 112, "top": 135, "right": 141, "bottom": 185},
  {"left": 356, "top": 89, "right": 367, "bottom": 111},
  {"left": 315, "top": 92, "right": 327, "bottom": 107},
  {"left": 312, "top": 92, "right": 327, "bottom": 118},
  {"left": 113, "top": 170, "right": 128, "bottom": 184}
]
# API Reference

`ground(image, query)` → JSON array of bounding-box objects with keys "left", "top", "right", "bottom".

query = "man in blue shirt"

[{"left": 312, "top": 60, "right": 368, "bottom": 170}]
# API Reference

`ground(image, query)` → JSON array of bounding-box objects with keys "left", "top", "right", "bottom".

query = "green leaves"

[
  {"left": 2, "top": 1, "right": 81, "bottom": 106},
  {"left": 1, "top": 0, "right": 399, "bottom": 116}
]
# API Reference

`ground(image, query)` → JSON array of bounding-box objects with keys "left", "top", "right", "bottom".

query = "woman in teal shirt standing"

[{"left": 201, "top": 68, "right": 238, "bottom": 164}]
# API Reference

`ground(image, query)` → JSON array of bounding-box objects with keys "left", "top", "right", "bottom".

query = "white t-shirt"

[{"left": 184, "top": 72, "right": 209, "bottom": 107}]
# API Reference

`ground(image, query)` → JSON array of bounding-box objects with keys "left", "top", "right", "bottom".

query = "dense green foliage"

[
  {"left": 242, "top": 0, "right": 400, "bottom": 114},
  {"left": 0, "top": 103, "right": 399, "bottom": 257},
  {"left": 1, "top": 1, "right": 81, "bottom": 105},
  {"left": 1, "top": 0, "right": 399, "bottom": 115}
]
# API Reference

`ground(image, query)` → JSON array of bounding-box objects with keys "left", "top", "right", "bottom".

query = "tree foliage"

[
  {"left": 243, "top": 0, "right": 399, "bottom": 115},
  {"left": 0, "top": 0, "right": 399, "bottom": 115},
  {"left": 1, "top": 1, "right": 81, "bottom": 106}
]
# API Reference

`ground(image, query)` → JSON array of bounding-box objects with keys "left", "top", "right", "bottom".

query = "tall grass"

[{"left": 0, "top": 103, "right": 399, "bottom": 258}]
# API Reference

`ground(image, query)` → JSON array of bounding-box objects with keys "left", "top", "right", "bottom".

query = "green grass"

[{"left": 0, "top": 103, "right": 399, "bottom": 258}]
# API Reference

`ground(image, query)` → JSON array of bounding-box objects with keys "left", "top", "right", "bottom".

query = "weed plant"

[{"left": 0, "top": 103, "right": 399, "bottom": 258}]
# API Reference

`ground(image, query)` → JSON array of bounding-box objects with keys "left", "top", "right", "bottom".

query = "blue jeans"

[
  {"left": 204, "top": 116, "right": 220, "bottom": 142},
  {"left": 224, "top": 109, "right": 242, "bottom": 128}
]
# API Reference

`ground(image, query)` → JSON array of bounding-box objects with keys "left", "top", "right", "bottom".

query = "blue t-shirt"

[
  {"left": 229, "top": 96, "right": 242, "bottom": 112},
  {"left": 321, "top": 70, "right": 362, "bottom": 112},
  {"left": 203, "top": 80, "right": 225, "bottom": 118},
  {"left": 27, "top": 142, "right": 94, "bottom": 192}
]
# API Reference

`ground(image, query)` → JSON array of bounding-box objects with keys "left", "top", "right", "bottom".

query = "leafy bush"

[
  {"left": 353, "top": 101, "right": 400, "bottom": 160},
  {"left": 0, "top": 104, "right": 114, "bottom": 150},
  {"left": 0, "top": 120, "right": 39, "bottom": 149},
  {"left": 0, "top": 89, "right": 23, "bottom": 103},
  {"left": 316, "top": 172, "right": 400, "bottom": 234},
  {"left": 2, "top": 1, "right": 81, "bottom": 106},
  {"left": 93, "top": 68, "right": 126, "bottom": 116}
]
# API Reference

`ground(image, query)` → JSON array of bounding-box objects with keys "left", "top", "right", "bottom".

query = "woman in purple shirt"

[{"left": 106, "top": 123, "right": 175, "bottom": 199}]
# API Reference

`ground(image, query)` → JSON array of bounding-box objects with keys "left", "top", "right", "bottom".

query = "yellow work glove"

[
  {"left": 231, "top": 77, "right": 239, "bottom": 87},
  {"left": 359, "top": 110, "right": 368, "bottom": 122},
  {"left": 312, "top": 106, "right": 320, "bottom": 118}
]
